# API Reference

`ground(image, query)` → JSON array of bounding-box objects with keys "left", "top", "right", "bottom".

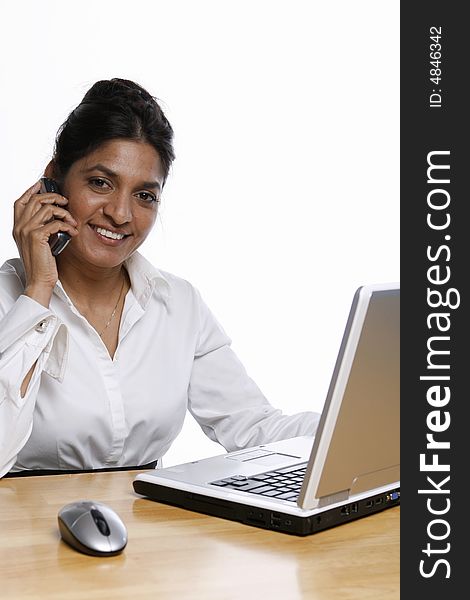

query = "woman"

[{"left": 0, "top": 78, "right": 319, "bottom": 478}]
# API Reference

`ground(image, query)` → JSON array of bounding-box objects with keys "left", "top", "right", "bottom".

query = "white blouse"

[{"left": 0, "top": 252, "right": 319, "bottom": 477}]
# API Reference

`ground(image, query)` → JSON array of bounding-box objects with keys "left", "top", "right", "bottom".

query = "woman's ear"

[{"left": 44, "top": 159, "right": 58, "bottom": 179}]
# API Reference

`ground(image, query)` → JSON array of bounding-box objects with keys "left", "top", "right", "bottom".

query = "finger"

[
  {"left": 23, "top": 220, "right": 79, "bottom": 247},
  {"left": 14, "top": 181, "right": 42, "bottom": 219},
  {"left": 26, "top": 203, "right": 78, "bottom": 227},
  {"left": 33, "top": 192, "right": 69, "bottom": 206},
  {"left": 16, "top": 198, "right": 76, "bottom": 231},
  {"left": 20, "top": 192, "right": 69, "bottom": 223},
  {"left": 46, "top": 220, "right": 79, "bottom": 237},
  {"left": 14, "top": 206, "right": 77, "bottom": 246}
]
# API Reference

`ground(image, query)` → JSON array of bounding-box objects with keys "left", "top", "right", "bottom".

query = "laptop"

[{"left": 133, "top": 282, "right": 400, "bottom": 536}]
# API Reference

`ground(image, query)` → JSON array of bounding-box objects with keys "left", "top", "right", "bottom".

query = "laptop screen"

[{"left": 299, "top": 285, "right": 400, "bottom": 509}]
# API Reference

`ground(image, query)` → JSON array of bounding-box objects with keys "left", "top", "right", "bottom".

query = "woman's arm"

[
  {"left": 187, "top": 290, "right": 320, "bottom": 451},
  {"left": 0, "top": 293, "right": 68, "bottom": 478},
  {"left": 0, "top": 181, "right": 77, "bottom": 477}
]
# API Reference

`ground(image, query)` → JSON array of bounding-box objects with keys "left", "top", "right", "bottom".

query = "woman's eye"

[
  {"left": 89, "top": 178, "right": 110, "bottom": 189},
  {"left": 137, "top": 191, "right": 158, "bottom": 203},
  {"left": 88, "top": 179, "right": 157, "bottom": 203}
]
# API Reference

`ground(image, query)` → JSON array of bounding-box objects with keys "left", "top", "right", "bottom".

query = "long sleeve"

[
  {"left": 0, "top": 252, "right": 318, "bottom": 475},
  {"left": 187, "top": 290, "right": 320, "bottom": 451},
  {"left": 0, "top": 294, "right": 68, "bottom": 477}
]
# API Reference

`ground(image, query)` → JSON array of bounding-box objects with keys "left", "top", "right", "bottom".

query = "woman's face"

[{"left": 55, "top": 139, "right": 165, "bottom": 271}]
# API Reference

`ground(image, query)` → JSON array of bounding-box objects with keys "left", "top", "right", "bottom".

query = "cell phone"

[{"left": 39, "top": 177, "right": 72, "bottom": 256}]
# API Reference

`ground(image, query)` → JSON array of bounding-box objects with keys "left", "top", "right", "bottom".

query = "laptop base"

[{"left": 133, "top": 479, "right": 400, "bottom": 536}]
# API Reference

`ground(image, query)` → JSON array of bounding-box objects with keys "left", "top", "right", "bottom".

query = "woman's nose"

[{"left": 103, "top": 191, "right": 133, "bottom": 225}]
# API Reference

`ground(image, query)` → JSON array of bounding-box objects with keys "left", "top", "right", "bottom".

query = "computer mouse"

[{"left": 58, "top": 500, "right": 128, "bottom": 557}]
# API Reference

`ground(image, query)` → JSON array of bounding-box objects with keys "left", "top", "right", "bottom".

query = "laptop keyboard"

[{"left": 210, "top": 463, "right": 308, "bottom": 502}]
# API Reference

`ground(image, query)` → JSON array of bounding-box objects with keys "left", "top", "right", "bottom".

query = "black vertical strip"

[{"left": 401, "top": 3, "right": 466, "bottom": 596}]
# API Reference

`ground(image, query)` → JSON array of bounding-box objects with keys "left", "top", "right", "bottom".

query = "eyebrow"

[{"left": 82, "top": 163, "right": 161, "bottom": 191}]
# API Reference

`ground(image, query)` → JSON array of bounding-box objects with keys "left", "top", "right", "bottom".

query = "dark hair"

[{"left": 52, "top": 78, "right": 175, "bottom": 185}]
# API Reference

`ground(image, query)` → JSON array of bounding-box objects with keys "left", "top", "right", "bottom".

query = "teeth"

[{"left": 94, "top": 226, "right": 125, "bottom": 240}]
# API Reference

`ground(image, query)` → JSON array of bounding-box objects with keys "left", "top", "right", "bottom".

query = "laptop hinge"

[{"left": 318, "top": 489, "right": 349, "bottom": 508}]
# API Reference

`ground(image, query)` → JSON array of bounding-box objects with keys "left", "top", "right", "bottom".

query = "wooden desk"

[{"left": 0, "top": 471, "right": 399, "bottom": 599}]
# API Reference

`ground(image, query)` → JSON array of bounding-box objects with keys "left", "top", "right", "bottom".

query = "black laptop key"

[
  {"left": 263, "top": 489, "right": 286, "bottom": 497},
  {"left": 226, "top": 480, "right": 252, "bottom": 487},
  {"left": 210, "top": 461, "right": 309, "bottom": 498},
  {"left": 228, "top": 481, "right": 269, "bottom": 492},
  {"left": 248, "top": 485, "right": 278, "bottom": 495},
  {"left": 276, "top": 492, "right": 299, "bottom": 501}
]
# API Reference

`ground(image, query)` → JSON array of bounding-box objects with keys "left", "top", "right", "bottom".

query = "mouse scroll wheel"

[{"left": 90, "top": 508, "right": 111, "bottom": 536}]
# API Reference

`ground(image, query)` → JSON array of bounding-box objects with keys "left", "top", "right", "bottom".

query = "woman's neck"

[{"left": 57, "top": 258, "right": 128, "bottom": 309}]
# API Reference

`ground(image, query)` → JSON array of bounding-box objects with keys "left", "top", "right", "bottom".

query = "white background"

[{"left": 0, "top": 1, "right": 399, "bottom": 466}]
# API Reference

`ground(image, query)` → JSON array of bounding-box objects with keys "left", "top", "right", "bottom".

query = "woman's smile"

[
  {"left": 59, "top": 139, "right": 164, "bottom": 270},
  {"left": 88, "top": 224, "right": 131, "bottom": 244}
]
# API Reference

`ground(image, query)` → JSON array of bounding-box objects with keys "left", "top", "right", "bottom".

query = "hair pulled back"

[{"left": 52, "top": 78, "right": 175, "bottom": 185}]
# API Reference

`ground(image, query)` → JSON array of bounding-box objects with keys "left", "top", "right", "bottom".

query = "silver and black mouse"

[{"left": 58, "top": 500, "right": 128, "bottom": 557}]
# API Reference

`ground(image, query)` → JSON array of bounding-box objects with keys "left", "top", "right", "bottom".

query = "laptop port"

[
  {"left": 340, "top": 505, "right": 350, "bottom": 516},
  {"left": 365, "top": 500, "right": 373, "bottom": 509},
  {"left": 247, "top": 516, "right": 266, "bottom": 526},
  {"left": 375, "top": 497, "right": 383, "bottom": 505},
  {"left": 247, "top": 510, "right": 266, "bottom": 526},
  {"left": 270, "top": 514, "right": 282, "bottom": 528},
  {"left": 351, "top": 503, "right": 358, "bottom": 513}
]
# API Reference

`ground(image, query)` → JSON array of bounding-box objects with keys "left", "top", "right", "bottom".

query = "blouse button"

[{"left": 35, "top": 319, "right": 49, "bottom": 333}]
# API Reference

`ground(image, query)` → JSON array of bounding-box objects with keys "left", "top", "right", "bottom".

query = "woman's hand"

[{"left": 12, "top": 181, "right": 79, "bottom": 307}]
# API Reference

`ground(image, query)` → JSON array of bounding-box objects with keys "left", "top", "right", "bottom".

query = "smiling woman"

[
  {"left": 53, "top": 140, "right": 163, "bottom": 273},
  {"left": 0, "top": 77, "right": 320, "bottom": 478}
]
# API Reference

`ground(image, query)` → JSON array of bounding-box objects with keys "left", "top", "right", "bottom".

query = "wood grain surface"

[{"left": 0, "top": 471, "right": 399, "bottom": 599}]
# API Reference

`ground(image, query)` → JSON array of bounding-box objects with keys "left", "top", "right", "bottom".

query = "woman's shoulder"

[
  {"left": 0, "top": 258, "right": 25, "bottom": 290},
  {"left": 1, "top": 257, "right": 23, "bottom": 274},
  {"left": 126, "top": 252, "right": 202, "bottom": 305},
  {"left": 157, "top": 267, "right": 198, "bottom": 293},
  {"left": 0, "top": 258, "right": 26, "bottom": 311}
]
